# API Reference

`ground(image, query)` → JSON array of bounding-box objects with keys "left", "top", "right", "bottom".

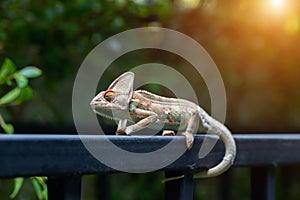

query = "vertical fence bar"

[
  {"left": 165, "top": 171, "right": 182, "bottom": 200},
  {"left": 251, "top": 166, "right": 276, "bottom": 200},
  {"left": 220, "top": 170, "right": 232, "bottom": 200},
  {"left": 164, "top": 171, "right": 193, "bottom": 200},
  {"left": 179, "top": 173, "right": 194, "bottom": 200},
  {"left": 96, "top": 175, "right": 108, "bottom": 200},
  {"left": 48, "top": 175, "right": 82, "bottom": 200}
]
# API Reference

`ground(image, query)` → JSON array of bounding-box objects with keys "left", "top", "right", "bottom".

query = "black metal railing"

[{"left": 1, "top": 134, "right": 300, "bottom": 200}]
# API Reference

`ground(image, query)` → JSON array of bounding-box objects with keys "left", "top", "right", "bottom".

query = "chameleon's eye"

[{"left": 104, "top": 91, "right": 115, "bottom": 102}]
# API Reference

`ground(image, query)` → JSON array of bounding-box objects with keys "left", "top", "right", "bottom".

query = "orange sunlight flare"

[
  {"left": 267, "top": 0, "right": 286, "bottom": 14},
  {"left": 270, "top": 0, "right": 283, "bottom": 8},
  {"left": 260, "top": 0, "right": 300, "bottom": 36}
]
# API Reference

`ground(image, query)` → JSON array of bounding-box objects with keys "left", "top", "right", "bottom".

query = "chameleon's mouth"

[
  {"left": 90, "top": 102, "right": 97, "bottom": 110},
  {"left": 93, "top": 109, "right": 115, "bottom": 120},
  {"left": 90, "top": 103, "right": 123, "bottom": 121}
]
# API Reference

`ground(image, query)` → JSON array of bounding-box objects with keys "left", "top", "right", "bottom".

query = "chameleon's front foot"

[{"left": 181, "top": 132, "right": 194, "bottom": 150}]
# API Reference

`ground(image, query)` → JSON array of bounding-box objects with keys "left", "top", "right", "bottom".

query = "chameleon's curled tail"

[
  {"left": 195, "top": 106, "right": 236, "bottom": 178},
  {"left": 162, "top": 107, "right": 237, "bottom": 183}
]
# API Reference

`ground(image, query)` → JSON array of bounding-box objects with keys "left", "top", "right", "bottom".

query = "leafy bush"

[
  {"left": 0, "top": 58, "right": 42, "bottom": 132},
  {"left": 0, "top": 58, "right": 46, "bottom": 200}
]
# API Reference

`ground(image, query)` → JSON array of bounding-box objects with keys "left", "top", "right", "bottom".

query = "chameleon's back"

[{"left": 129, "top": 90, "right": 198, "bottom": 131}]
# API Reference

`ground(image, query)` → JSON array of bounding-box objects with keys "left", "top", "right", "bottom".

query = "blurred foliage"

[
  {"left": 9, "top": 177, "right": 47, "bottom": 200},
  {"left": 1, "top": 0, "right": 300, "bottom": 199},
  {"left": 0, "top": 0, "right": 299, "bottom": 131},
  {"left": 0, "top": 0, "right": 172, "bottom": 124},
  {"left": 0, "top": 58, "right": 42, "bottom": 133},
  {"left": 0, "top": 58, "right": 46, "bottom": 200}
]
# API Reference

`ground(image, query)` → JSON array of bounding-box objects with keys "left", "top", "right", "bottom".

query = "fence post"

[
  {"left": 251, "top": 166, "right": 276, "bottom": 200},
  {"left": 164, "top": 171, "right": 194, "bottom": 200}
]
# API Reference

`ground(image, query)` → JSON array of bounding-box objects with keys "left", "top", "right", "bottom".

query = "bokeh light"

[
  {"left": 284, "top": 15, "right": 299, "bottom": 36},
  {"left": 176, "top": 0, "right": 201, "bottom": 9}
]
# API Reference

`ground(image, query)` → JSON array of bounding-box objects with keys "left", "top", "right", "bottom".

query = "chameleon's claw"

[
  {"left": 181, "top": 132, "right": 194, "bottom": 150},
  {"left": 116, "top": 128, "right": 129, "bottom": 135}
]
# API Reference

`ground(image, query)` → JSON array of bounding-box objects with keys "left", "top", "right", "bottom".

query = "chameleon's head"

[
  {"left": 90, "top": 72, "right": 134, "bottom": 120},
  {"left": 90, "top": 90, "right": 127, "bottom": 120}
]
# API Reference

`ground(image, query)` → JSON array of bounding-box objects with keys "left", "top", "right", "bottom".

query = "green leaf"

[
  {"left": 0, "top": 58, "right": 16, "bottom": 82},
  {"left": 0, "top": 113, "right": 13, "bottom": 134},
  {"left": 31, "top": 178, "right": 43, "bottom": 200},
  {"left": 0, "top": 88, "right": 21, "bottom": 105},
  {"left": 6, "top": 79, "right": 13, "bottom": 86},
  {"left": 15, "top": 72, "right": 28, "bottom": 88},
  {"left": 1, "top": 123, "right": 14, "bottom": 134},
  {"left": 10, "top": 177, "right": 24, "bottom": 199},
  {"left": 13, "top": 86, "right": 33, "bottom": 105},
  {"left": 20, "top": 66, "right": 42, "bottom": 78},
  {"left": 42, "top": 189, "right": 48, "bottom": 200},
  {"left": 35, "top": 177, "right": 48, "bottom": 200},
  {"left": 35, "top": 177, "right": 47, "bottom": 184}
]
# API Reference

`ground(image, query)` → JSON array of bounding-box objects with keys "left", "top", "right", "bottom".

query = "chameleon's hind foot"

[
  {"left": 162, "top": 130, "right": 175, "bottom": 136},
  {"left": 181, "top": 132, "right": 194, "bottom": 150},
  {"left": 116, "top": 128, "right": 130, "bottom": 135}
]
